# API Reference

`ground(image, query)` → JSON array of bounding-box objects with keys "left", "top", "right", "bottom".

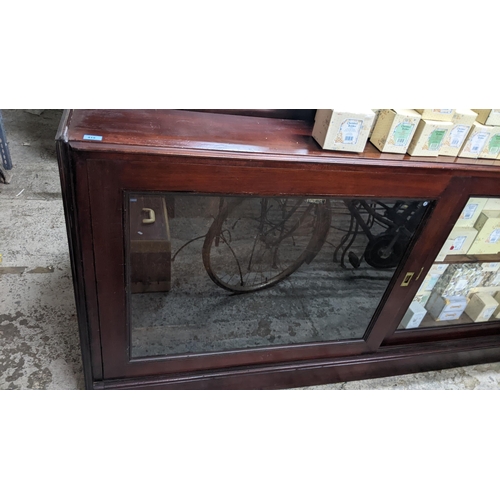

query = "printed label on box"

[
  {"left": 449, "top": 125, "right": 470, "bottom": 148},
  {"left": 488, "top": 229, "right": 500, "bottom": 244},
  {"left": 470, "top": 132, "right": 490, "bottom": 153},
  {"left": 451, "top": 235, "right": 467, "bottom": 251},
  {"left": 462, "top": 203, "right": 478, "bottom": 220},
  {"left": 432, "top": 109, "right": 453, "bottom": 114},
  {"left": 440, "top": 312, "right": 460, "bottom": 320},
  {"left": 393, "top": 122, "right": 415, "bottom": 147},
  {"left": 481, "top": 262, "right": 500, "bottom": 271},
  {"left": 488, "top": 134, "right": 500, "bottom": 155},
  {"left": 340, "top": 119, "right": 362, "bottom": 145},
  {"left": 428, "top": 129, "right": 447, "bottom": 151},
  {"left": 483, "top": 307, "right": 497, "bottom": 319}
]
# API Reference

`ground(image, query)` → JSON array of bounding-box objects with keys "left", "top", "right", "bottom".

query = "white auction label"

[
  {"left": 488, "top": 228, "right": 500, "bottom": 244},
  {"left": 461, "top": 203, "right": 478, "bottom": 220},
  {"left": 452, "top": 235, "right": 467, "bottom": 251},
  {"left": 449, "top": 125, "right": 470, "bottom": 148},
  {"left": 340, "top": 119, "right": 362, "bottom": 145},
  {"left": 469, "top": 132, "right": 490, "bottom": 154}
]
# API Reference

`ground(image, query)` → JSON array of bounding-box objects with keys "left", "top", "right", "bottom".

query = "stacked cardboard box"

[
  {"left": 407, "top": 117, "right": 452, "bottom": 156},
  {"left": 400, "top": 302, "right": 427, "bottom": 329},
  {"left": 458, "top": 122, "right": 493, "bottom": 158},
  {"left": 465, "top": 292, "right": 499, "bottom": 322},
  {"left": 426, "top": 292, "right": 467, "bottom": 321},
  {"left": 440, "top": 109, "right": 478, "bottom": 157},
  {"left": 435, "top": 226, "right": 478, "bottom": 261},
  {"left": 369, "top": 109, "right": 421, "bottom": 153},
  {"left": 415, "top": 109, "right": 455, "bottom": 121},
  {"left": 467, "top": 210, "right": 500, "bottom": 255},
  {"left": 433, "top": 264, "right": 485, "bottom": 297},
  {"left": 472, "top": 109, "right": 500, "bottom": 126},
  {"left": 312, "top": 110, "right": 375, "bottom": 152}
]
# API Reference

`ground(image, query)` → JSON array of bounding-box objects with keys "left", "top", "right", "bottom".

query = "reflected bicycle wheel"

[{"left": 202, "top": 197, "right": 331, "bottom": 293}]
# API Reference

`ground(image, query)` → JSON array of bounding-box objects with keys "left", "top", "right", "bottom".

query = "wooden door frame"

[{"left": 83, "top": 152, "right": 457, "bottom": 380}]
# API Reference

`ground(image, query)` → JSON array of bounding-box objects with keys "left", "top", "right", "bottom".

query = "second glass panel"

[
  {"left": 399, "top": 196, "right": 500, "bottom": 330},
  {"left": 128, "top": 194, "right": 428, "bottom": 357}
]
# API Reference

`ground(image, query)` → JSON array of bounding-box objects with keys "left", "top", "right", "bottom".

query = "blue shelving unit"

[{"left": 0, "top": 111, "right": 13, "bottom": 183}]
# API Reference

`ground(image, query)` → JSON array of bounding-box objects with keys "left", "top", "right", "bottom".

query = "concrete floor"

[{"left": 1, "top": 109, "right": 500, "bottom": 390}]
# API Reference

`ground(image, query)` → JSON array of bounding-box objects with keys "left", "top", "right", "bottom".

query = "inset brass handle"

[
  {"left": 401, "top": 272, "right": 414, "bottom": 287},
  {"left": 142, "top": 208, "right": 155, "bottom": 224}
]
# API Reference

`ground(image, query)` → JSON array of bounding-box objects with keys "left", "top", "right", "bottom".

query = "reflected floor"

[{"left": 130, "top": 247, "right": 393, "bottom": 357}]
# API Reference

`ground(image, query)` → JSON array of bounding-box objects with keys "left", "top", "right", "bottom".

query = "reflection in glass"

[
  {"left": 399, "top": 196, "right": 500, "bottom": 330},
  {"left": 127, "top": 194, "right": 428, "bottom": 357}
]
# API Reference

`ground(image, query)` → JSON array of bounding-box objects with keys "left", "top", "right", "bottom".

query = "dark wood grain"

[
  {"left": 56, "top": 143, "right": 103, "bottom": 387},
  {"left": 97, "top": 337, "right": 500, "bottom": 390},
  {"left": 65, "top": 109, "right": 500, "bottom": 172}
]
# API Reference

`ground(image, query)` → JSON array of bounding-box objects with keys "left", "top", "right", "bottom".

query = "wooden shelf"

[
  {"left": 443, "top": 254, "right": 500, "bottom": 264},
  {"left": 64, "top": 110, "right": 500, "bottom": 173}
]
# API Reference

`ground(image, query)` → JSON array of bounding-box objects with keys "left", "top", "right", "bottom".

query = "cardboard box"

[
  {"left": 478, "top": 126, "right": 500, "bottom": 159},
  {"left": 484, "top": 198, "right": 500, "bottom": 211},
  {"left": 401, "top": 301, "right": 427, "bottom": 329},
  {"left": 413, "top": 291, "right": 432, "bottom": 307},
  {"left": 368, "top": 109, "right": 381, "bottom": 138},
  {"left": 369, "top": 109, "right": 421, "bottom": 153},
  {"left": 482, "top": 270, "right": 500, "bottom": 287},
  {"left": 417, "top": 272, "right": 442, "bottom": 293},
  {"left": 435, "top": 226, "right": 478, "bottom": 261},
  {"left": 426, "top": 292, "right": 467, "bottom": 321},
  {"left": 433, "top": 263, "right": 485, "bottom": 297},
  {"left": 439, "top": 109, "right": 478, "bottom": 157},
  {"left": 407, "top": 119, "right": 452, "bottom": 156},
  {"left": 415, "top": 264, "right": 449, "bottom": 293},
  {"left": 465, "top": 292, "right": 498, "bottom": 322},
  {"left": 481, "top": 262, "right": 500, "bottom": 272},
  {"left": 493, "top": 291, "right": 500, "bottom": 319},
  {"left": 415, "top": 109, "right": 455, "bottom": 121},
  {"left": 455, "top": 197, "right": 488, "bottom": 228},
  {"left": 472, "top": 109, "right": 500, "bottom": 126},
  {"left": 430, "top": 263, "right": 449, "bottom": 274},
  {"left": 467, "top": 211, "right": 500, "bottom": 255},
  {"left": 458, "top": 122, "right": 491, "bottom": 158},
  {"left": 312, "top": 109, "right": 375, "bottom": 152}
]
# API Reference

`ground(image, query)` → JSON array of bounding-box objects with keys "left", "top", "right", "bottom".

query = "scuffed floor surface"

[
  {"left": 1, "top": 109, "right": 500, "bottom": 389},
  {"left": 0, "top": 110, "right": 84, "bottom": 389}
]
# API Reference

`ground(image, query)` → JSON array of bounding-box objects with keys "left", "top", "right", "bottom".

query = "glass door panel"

[
  {"left": 398, "top": 196, "right": 500, "bottom": 330},
  {"left": 127, "top": 193, "right": 429, "bottom": 358}
]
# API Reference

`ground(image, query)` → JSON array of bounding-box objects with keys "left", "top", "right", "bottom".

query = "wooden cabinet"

[{"left": 56, "top": 109, "right": 500, "bottom": 389}]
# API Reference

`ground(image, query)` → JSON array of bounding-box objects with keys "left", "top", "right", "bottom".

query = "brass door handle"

[
  {"left": 401, "top": 272, "right": 414, "bottom": 287},
  {"left": 142, "top": 208, "right": 155, "bottom": 224}
]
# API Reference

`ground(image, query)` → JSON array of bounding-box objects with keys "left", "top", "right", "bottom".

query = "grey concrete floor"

[{"left": 1, "top": 109, "right": 500, "bottom": 390}]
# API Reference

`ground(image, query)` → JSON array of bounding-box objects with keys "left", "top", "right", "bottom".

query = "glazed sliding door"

[
  {"left": 86, "top": 157, "right": 440, "bottom": 380},
  {"left": 127, "top": 193, "right": 431, "bottom": 359},
  {"left": 397, "top": 195, "right": 500, "bottom": 330},
  {"left": 385, "top": 176, "right": 500, "bottom": 345}
]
